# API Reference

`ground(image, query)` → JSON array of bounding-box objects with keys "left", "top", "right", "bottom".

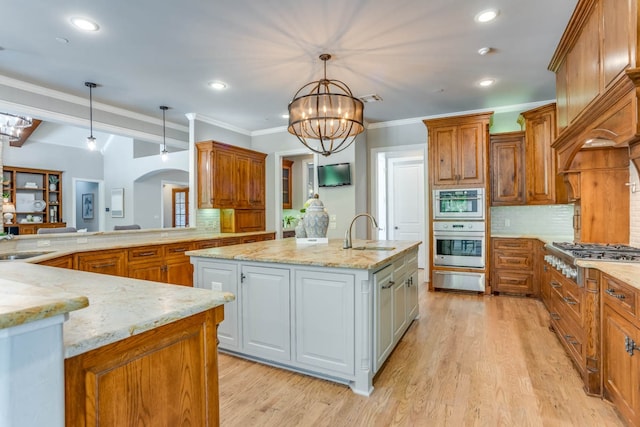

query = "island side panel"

[{"left": 64, "top": 306, "right": 224, "bottom": 427}]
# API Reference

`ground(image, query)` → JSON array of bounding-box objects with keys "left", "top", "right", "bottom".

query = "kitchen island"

[
  {"left": 187, "top": 238, "right": 421, "bottom": 396},
  {"left": 1, "top": 262, "right": 233, "bottom": 427}
]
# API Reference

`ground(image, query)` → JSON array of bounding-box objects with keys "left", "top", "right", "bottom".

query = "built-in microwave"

[{"left": 433, "top": 188, "right": 485, "bottom": 220}]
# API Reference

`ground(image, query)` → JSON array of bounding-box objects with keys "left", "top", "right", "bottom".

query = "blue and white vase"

[
  {"left": 303, "top": 195, "right": 329, "bottom": 238},
  {"left": 295, "top": 219, "right": 306, "bottom": 238}
]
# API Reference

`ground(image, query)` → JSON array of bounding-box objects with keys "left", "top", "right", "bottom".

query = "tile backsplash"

[
  {"left": 491, "top": 204, "right": 574, "bottom": 237},
  {"left": 630, "top": 164, "right": 640, "bottom": 247},
  {"left": 195, "top": 209, "right": 220, "bottom": 232}
]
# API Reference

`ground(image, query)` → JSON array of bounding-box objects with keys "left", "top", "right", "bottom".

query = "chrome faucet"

[{"left": 343, "top": 213, "right": 379, "bottom": 249}]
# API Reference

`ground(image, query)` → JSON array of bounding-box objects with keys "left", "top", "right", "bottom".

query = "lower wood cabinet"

[
  {"left": 491, "top": 238, "right": 540, "bottom": 296},
  {"left": 602, "top": 273, "right": 640, "bottom": 426},
  {"left": 38, "top": 254, "right": 74, "bottom": 269},
  {"left": 65, "top": 306, "right": 223, "bottom": 426},
  {"left": 77, "top": 250, "right": 127, "bottom": 276}
]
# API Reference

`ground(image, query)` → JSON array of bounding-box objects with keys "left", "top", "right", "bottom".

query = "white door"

[{"left": 388, "top": 158, "right": 426, "bottom": 268}]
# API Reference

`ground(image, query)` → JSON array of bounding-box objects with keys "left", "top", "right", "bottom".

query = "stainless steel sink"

[
  {"left": 0, "top": 251, "right": 53, "bottom": 261},
  {"left": 351, "top": 246, "right": 396, "bottom": 251}
]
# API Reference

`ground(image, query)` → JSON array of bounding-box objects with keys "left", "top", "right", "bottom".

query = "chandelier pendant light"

[
  {"left": 85, "top": 82, "right": 97, "bottom": 151},
  {"left": 288, "top": 53, "right": 364, "bottom": 156},
  {"left": 160, "top": 105, "right": 169, "bottom": 161},
  {"left": 0, "top": 112, "right": 33, "bottom": 142}
]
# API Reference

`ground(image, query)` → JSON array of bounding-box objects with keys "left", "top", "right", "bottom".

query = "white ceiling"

[{"left": 0, "top": 0, "right": 578, "bottom": 132}]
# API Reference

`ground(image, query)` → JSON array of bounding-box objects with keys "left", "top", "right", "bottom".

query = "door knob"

[{"left": 394, "top": 226, "right": 399, "bottom": 230}]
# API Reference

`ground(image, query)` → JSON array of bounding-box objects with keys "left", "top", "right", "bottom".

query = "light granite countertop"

[
  {"left": 0, "top": 263, "right": 234, "bottom": 358},
  {"left": 187, "top": 238, "right": 421, "bottom": 270},
  {"left": 0, "top": 229, "right": 276, "bottom": 264},
  {"left": 576, "top": 260, "right": 640, "bottom": 290}
]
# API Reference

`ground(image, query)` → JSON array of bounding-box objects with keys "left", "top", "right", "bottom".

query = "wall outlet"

[
  {"left": 330, "top": 214, "right": 337, "bottom": 221},
  {"left": 37, "top": 239, "right": 51, "bottom": 247},
  {"left": 210, "top": 281, "right": 222, "bottom": 291},
  {"left": 504, "top": 219, "right": 511, "bottom": 227}
]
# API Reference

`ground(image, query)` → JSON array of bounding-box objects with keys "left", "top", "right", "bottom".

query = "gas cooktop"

[{"left": 551, "top": 242, "right": 640, "bottom": 262}]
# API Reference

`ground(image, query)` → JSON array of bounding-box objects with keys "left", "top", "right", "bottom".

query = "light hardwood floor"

[{"left": 218, "top": 272, "right": 625, "bottom": 427}]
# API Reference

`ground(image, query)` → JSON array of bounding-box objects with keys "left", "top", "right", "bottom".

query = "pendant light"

[
  {"left": 85, "top": 82, "right": 97, "bottom": 150},
  {"left": 288, "top": 53, "right": 364, "bottom": 156},
  {"left": 160, "top": 105, "right": 168, "bottom": 161}
]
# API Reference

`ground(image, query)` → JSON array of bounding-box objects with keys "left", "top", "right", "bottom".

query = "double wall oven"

[{"left": 432, "top": 188, "right": 486, "bottom": 292}]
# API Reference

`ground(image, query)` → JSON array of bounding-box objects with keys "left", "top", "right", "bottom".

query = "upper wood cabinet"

[
  {"left": 424, "top": 112, "right": 492, "bottom": 188},
  {"left": 282, "top": 159, "right": 293, "bottom": 209},
  {"left": 196, "top": 141, "right": 267, "bottom": 210},
  {"left": 549, "top": 0, "right": 639, "bottom": 171},
  {"left": 522, "top": 103, "right": 567, "bottom": 205},
  {"left": 490, "top": 132, "right": 525, "bottom": 205}
]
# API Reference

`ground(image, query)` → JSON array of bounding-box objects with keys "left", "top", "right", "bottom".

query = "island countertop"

[
  {"left": 0, "top": 263, "right": 234, "bottom": 358},
  {"left": 187, "top": 238, "right": 421, "bottom": 270}
]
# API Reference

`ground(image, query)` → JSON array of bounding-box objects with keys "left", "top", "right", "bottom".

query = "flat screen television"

[{"left": 318, "top": 163, "right": 351, "bottom": 187}]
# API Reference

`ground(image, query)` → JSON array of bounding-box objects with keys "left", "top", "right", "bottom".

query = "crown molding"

[{"left": 185, "top": 112, "right": 252, "bottom": 136}]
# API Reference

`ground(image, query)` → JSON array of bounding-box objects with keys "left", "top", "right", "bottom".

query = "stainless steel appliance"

[
  {"left": 433, "top": 221, "right": 485, "bottom": 268},
  {"left": 433, "top": 188, "right": 485, "bottom": 220},
  {"left": 545, "top": 242, "right": 640, "bottom": 285}
]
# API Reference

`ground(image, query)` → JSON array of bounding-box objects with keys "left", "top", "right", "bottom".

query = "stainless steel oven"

[
  {"left": 433, "top": 221, "right": 485, "bottom": 268},
  {"left": 433, "top": 188, "right": 485, "bottom": 220}
]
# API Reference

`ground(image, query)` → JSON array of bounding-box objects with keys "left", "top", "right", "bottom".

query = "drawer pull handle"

[
  {"left": 93, "top": 262, "right": 116, "bottom": 269},
  {"left": 605, "top": 288, "right": 626, "bottom": 300},
  {"left": 137, "top": 251, "right": 156, "bottom": 257},
  {"left": 170, "top": 248, "right": 187, "bottom": 253},
  {"left": 382, "top": 280, "right": 395, "bottom": 289},
  {"left": 550, "top": 313, "right": 560, "bottom": 320},
  {"left": 563, "top": 296, "right": 577, "bottom": 305},
  {"left": 550, "top": 281, "right": 562, "bottom": 288}
]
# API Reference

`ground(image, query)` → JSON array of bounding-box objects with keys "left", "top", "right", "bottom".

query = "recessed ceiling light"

[
  {"left": 208, "top": 81, "right": 227, "bottom": 90},
  {"left": 70, "top": 17, "right": 100, "bottom": 32},
  {"left": 478, "top": 47, "right": 492, "bottom": 56},
  {"left": 479, "top": 78, "right": 496, "bottom": 87},
  {"left": 475, "top": 9, "right": 499, "bottom": 23}
]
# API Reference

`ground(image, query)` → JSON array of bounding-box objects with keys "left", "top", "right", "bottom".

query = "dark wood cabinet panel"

[{"left": 490, "top": 132, "right": 525, "bottom": 205}]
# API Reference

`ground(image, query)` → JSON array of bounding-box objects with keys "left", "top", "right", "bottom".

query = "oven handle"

[{"left": 434, "top": 196, "right": 483, "bottom": 201}]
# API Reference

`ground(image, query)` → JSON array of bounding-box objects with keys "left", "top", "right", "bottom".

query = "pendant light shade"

[
  {"left": 85, "top": 82, "right": 97, "bottom": 151},
  {"left": 288, "top": 54, "right": 364, "bottom": 157},
  {"left": 160, "top": 105, "right": 168, "bottom": 161}
]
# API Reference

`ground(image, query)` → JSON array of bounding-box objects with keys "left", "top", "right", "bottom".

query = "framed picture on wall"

[{"left": 82, "top": 193, "right": 94, "bottom": 219}]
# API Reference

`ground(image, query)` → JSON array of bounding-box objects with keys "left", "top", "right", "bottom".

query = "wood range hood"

[{"left": 547, "top": 0, "right": 640, "bottom": 177}]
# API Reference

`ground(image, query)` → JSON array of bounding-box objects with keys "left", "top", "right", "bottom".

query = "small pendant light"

[
  {"left": 160, "top": 105, "right": 169, "bottom": 161},
  {"left": 85, "top": 82, "right": 97, "bottom": 151}
]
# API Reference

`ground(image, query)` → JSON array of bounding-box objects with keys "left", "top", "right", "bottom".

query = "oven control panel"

[{"left": 544, "top": 254, "right": 578, "bottom": 280}]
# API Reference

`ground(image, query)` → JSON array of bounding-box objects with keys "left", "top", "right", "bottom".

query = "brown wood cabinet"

[
  {"left": 424, "top": 112, "right": 492, "bottom": 188},
  {"left": 282, "top": 159, "right": 293, "bottom": 209},
  {"left": 540, "top": 248, "right": 601, "bottom": 396},
  {"left": 490, "top": 132, "right": 525, "bottom": 205},
  {"left": 491, "top": 238, "right": 539, "bottom": 296},
  {"left": 65, "top": 306, "right": 223, "bottom": 427},
  {"left": 38, "top": 254, "right": 74, "bottom": 269},
  {"left": 522, "top": 103, "right": 567, "bottom": 205},
  {"left": 602, "top": 272, "right": 640, "bottom": 426},
  {"left": 196, "top": 141, "right": 267, "bottom": 210},
  {"left": 2, "top": 165, "right": 65, "bottom": 234},
  {"left": 77, "top": 249, "right": 127, "bottom": 276}
]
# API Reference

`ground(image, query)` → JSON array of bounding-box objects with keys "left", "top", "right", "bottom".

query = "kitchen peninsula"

[
  {"left": 187, "top": 238, "right": 421, "bottom": 395},
  {"left": 1, "top": 262, "right": 233, "bottom": 427}
]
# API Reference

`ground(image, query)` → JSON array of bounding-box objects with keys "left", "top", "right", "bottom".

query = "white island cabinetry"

[{"left": 188, "top": 239, "right": 421, "bottom": 395}]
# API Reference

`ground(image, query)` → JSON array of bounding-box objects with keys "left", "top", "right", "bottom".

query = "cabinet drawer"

[
  {"left": 493, "top": 270, "right": 533, "bottom": 294},
  {"left": 493, "top": 238, "right": 533, "bottom": 251},
  {"left": 128, "top": 246, "right": 163, "bottom": 263},
  {"left": 494, "top": 250, "right": 533, "bottom": 270},
  {"left": 164, "top": 242, "right": 193, "bottom": 260},
  {"left": 602, "top": 273, "right": 637, "bottom": 319}
]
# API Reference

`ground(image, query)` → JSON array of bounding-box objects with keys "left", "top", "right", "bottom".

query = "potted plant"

[
  {"left": 2, "top": 191, "right": 10, "bottom": 203},
  {"left": 49, "top": 175, "right": 59, "bottom": 191}
]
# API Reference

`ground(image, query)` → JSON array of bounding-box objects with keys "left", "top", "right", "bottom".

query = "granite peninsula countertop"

[
  {"left": 0, "top": 263, "right": 234, "bottom": 358},
  {"left": 0, "top": 229, "right": 276, "bottom": 264},
  {"left": 187, "top": 238, "right": 421, "bottom": 270}
]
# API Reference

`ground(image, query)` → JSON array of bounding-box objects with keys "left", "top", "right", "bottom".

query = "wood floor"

[{"left": 217, "top": 272, "right": 625, "bottom": 427}]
